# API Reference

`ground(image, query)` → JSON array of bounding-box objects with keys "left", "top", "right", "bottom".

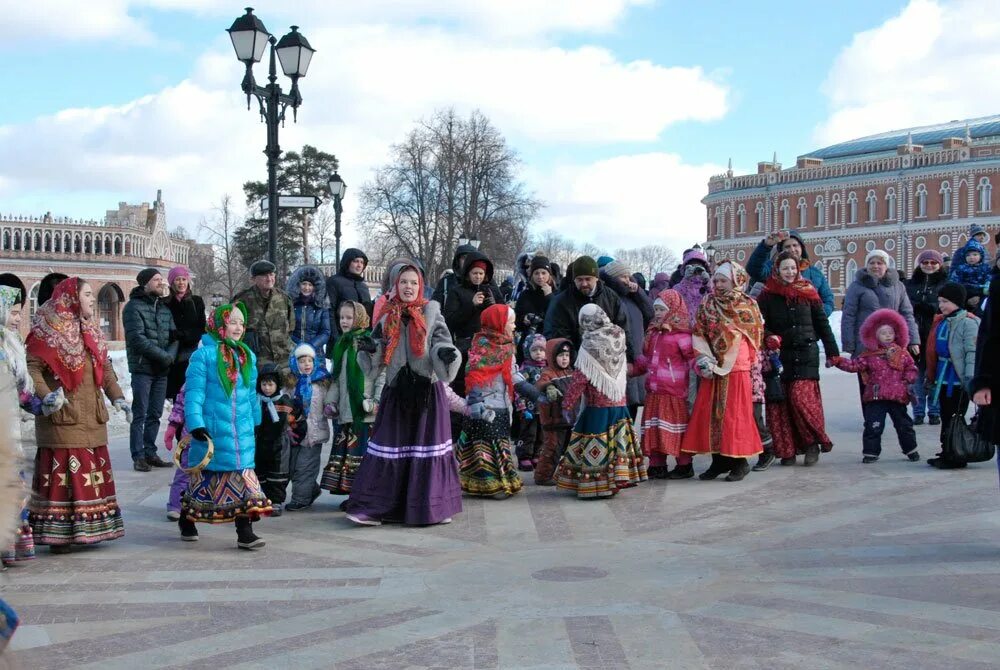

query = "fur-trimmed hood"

[
  {"left": 860, "top": 308, "right": 909, "bottom": 351},
  {"left": 287, "top": 264, "right": 328, "bottom": 303}
]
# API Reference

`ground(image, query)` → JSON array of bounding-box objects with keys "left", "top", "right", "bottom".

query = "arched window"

[
  {"left": 714, "top": 206, "right": 723, "bottom": 236},
  {"left": 737, "top": 203, "right": 747, "bottom": 233},
  {"left": 831, "top": 194, "right": 841, "bottom": 226},
  {"left": 797, "top": 197, "right": 808, "bottom": 228},
  {"left": 54, "top": 234, "right": 61, "bottom": 253},
  {"left": 13, "top": 231, "right": 21, "bottom": 251},
  {"left": 28, "top": 283, "right": 39, "bottom": 319},
  {"left": 846, "top": 258, "right": 858, "bottom": 279},
  {"left": 74, "top": 234, "right": 81, "bottom": 254},
  {"left": 33, "top": 231, "right": 41, "bottom": 251},
  {"left": 886, "top": 187, "right": 897, "bottom": 221},
  {"left": 866, "top": 190, "right": 877, "bottom": 222},
  {"left": 780, "top": 200, "right": 790, "bottom": 228},
  {"left": 44, "top": 232, "right": 51, "bottom": 252},
  {"left": 63, "top": 233, "right": 70, "bottom": 252},
  {"left": 940, "top": 181, "right": 952, "bottom": 215},
  {"left": 1, "top": 231, "right": 8, "bottom": 251},
  {"left": 916, "top": 184, "right": 927, "bottom": 218},
  {"left": 978, "top": 177, "right": 992, "bottom": 212},
  {"left": 815, "top": 195, "right": 826, "bottom": 227},
  {"left": 755, "top": 202, "right": 765, "bottom": 232},
  {"left": 84, "top": 234, "right": 92, "bottom": 255},
  {"left": 114, "top": 236, "right": 122, "bottom": 255},
  {"left": 847, "top": 191, "right": 858, "bottom": 224},
  {"left": 104, "top": 236, "right": 112, "bottom": 254}
]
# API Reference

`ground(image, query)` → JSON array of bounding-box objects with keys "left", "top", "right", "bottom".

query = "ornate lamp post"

[
  {"left": 327, "top": 172, "right": 346, "bottom": 263},
  {"left": 227, "top": 7, "right": 315, "bottom": 264}
]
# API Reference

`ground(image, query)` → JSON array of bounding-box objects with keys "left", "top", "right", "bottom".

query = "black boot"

[
  {"left": 667, "top": 463, "right": 695, "bottom": 479},
  {"left": 235, "top": 516, "right": 265, "bottom": 550},
  {"left": 725, "top": 458, "right": 750, "bottom": 482},
  {"left": 647, "top": 465, "right": 669, "bottom": 480},
  {"left": 803, "top": 444, "right": 820, "bottom": 467},
  {"left": 752, "top": 452, "right": 775, "bottom": 471},
  {"left": 699, "top": 454, "right": 730, "bottom": 481},
  {"left": 178, "top": 516, "right": 199, "bottom": 542}
]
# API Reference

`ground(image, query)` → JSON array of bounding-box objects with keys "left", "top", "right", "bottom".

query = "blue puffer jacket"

[
  {"left": 184, "top": 334, "right": 261, "bottom": 472},
  {"left": 746, "top": 233, "right": 835, "bottom": 316},
  {"left": 287, "top": 265, "right": 331, "bottom": 357}
]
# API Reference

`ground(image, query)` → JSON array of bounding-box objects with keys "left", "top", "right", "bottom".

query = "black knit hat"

[
  {"left": 250, "top": 260, "right": 277, "bottom": 277},
  {"left": 529, "top": 255, "right": 551, "bottom": 274},
  {"left": 570, "top": 256, "right": 598, "bottom": 279},
  {"left": 136, "top": 267, "right": 161, "bottom": 287},
  {"left": 938, "top": 282, "right": 967, "bottom": 308}
]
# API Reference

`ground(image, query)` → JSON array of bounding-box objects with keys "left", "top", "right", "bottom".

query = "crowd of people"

[{"left": 0, "top": 226, "right": 994, "bottom": 561}]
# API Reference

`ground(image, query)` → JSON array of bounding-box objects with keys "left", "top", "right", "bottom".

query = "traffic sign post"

[{"left": 260, "top": 194, "right": 321, "bottom": 211}]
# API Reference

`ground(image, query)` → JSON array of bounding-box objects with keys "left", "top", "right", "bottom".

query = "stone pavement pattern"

[{"left": 5, "top": 370, "right": 1000, "bottom": 669}]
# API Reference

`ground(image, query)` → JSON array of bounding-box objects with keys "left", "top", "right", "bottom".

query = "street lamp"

[
  {"left": 327, "top": 171, "right": 346, "bottom": 263},
  {"left": 227, "top": 7, "right": 315, "bottom": 265},
  {"left": 211, "top": 293, "right": 224, "bottom": 308}
]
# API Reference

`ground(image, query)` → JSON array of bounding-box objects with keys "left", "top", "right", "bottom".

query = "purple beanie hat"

[
  {"left": 682, "top": 249, "right": 709, "bottom": 268},
  {"left": 167, "top": 266, "right": 191, "bottom": 285}
]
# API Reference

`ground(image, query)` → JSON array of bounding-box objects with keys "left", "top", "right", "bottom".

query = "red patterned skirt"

[
  {"left": 640, "top": 392, "right": 688, "bottom": 457},
  {"left": 681, "top": 371, "right": 762, "bottom": 458},
  {"left": 28, "top": 446, "right": 124, "bottom": 546},
  {"left": 765, "top": 379, "right": 833, "bottom": 459}
]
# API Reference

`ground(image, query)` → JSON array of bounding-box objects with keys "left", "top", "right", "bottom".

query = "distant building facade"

[
  {"left": 703, "top": 116, "right": 1000, "bottom": 302},
  {"left": 0, "top": 190, "right": 196, "bottom": 340}
]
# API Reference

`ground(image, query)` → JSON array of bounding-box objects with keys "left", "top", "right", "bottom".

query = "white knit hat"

[
  {"left": 864, "top": 249, "right": 890, "bottom": 266},
  {"left": 293, "top": 343, "right": 317, "bottom": 360}
]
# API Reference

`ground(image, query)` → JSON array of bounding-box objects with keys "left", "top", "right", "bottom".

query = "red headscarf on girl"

[
  {"left": 26, "top": 277, "right": 108, "bottom": 392},
  {"left": 380, "top": 264, "right": 429, "bottom": 366},
  {"left": 465, "top": 304, "right": 515, "bottom": 399}
]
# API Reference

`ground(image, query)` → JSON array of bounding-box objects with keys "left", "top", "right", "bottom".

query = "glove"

[
  {"left": 164, "top": 422, "right": 177, "bottom": 451},
  {"left": 41, "top": 389, "right": 66, "bottom": 416},
  {"left": 362, "top": 398, "right": 376, "bottom": 414},
  {"left": 357, "top": 336, "right": 378, "bottom": 354},
  {"left": 483, "top": 408, "right": 496, "bottom": 423},
  {"left": 695, "top": 355, "right": 715, "bottom": 380},
  {"left": 469, "top": 402, "right": 496, "bottom": 422},
  {"left": 191, "top": 427, "right": 210, "bottom": 442},
  {"left": 438, "top": 348, "right": 458, "bottom": 365},
  {"left": 113, "top": 398, "right": 133, "bottom": 423},
  {"left": 323, "top": 403, "right": 338, "bottom": 418},
  {"left": 545, "top": 385, "right": 562, "bottom": 402}
]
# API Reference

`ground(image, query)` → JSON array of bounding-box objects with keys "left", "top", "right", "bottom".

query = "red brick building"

[
  {"left": 702, "top": 116, "right": 1000, "bottom": 303},
  {"left": 0, "top": 190, "right": 196, "bottom": 340}
]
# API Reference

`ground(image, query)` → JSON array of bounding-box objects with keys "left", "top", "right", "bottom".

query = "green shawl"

[
  {"left": 331, "top": 327, "right": 370, "bottom": 431},
  {"left": 208, "top": 302, "right": 254, "bottom": 397}
]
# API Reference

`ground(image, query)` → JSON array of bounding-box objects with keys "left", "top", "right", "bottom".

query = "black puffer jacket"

[
  {"left": 757, "top": 291, "right": 839, "bottom": 381},
  {"left": 543, "top": 281, "right": 633, "bottom": 361},
  {"left": 905, "top": 268, "right": 947, "bottom": 367},
  {"left": 432, "top": 243, "right": 478, "bottom": 310},
  {"left": 165, "top": 290, "right": 205, "bottom": 398},
  {"left": 326, "top": 248, "right": 372, "bottom": 322},
  {"left": 514, "top": 284, "right": 552, "bottom": 338},
  {"left": 123, "top": 287, "right": 178, "bottom": 376}
]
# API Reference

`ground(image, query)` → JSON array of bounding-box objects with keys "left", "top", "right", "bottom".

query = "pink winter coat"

[
  {"left": 633, "top": 330, "right": 695, "bottom": 398},
  {"left": 833, "top": 308, "right": 918, "bottom": 404}
]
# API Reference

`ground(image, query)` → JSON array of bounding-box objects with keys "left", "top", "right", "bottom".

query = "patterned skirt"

[
  {"left": 182, "top": 468, "right": 272, "bottom": 524},
  {"left": 766, "top": 379, "right": 833, "bottom": 459},
  {"left": 321, "top": 423, "right": 370, "bottom": 495},
  {"left": 640, "top": 392, "right": 689, "bottom": 457},
  {"left": 556, "top": 406, "right": 647, "bottom": 499},
  {"left": 28, "top": 446, "right": 124, "bottom": 546},
  {"left": 456, "top": 409, "right": 523, "bottom": 497}
]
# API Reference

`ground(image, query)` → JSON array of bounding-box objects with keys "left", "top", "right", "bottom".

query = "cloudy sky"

[{"left": 1, "top": 0, "right": 998, "bottom": 253}]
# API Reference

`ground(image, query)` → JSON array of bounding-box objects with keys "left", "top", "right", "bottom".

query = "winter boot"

[
  {"left": 699, "top": 454, "right": 730, "bottom": 481},
  {"left": 178, "top": 516, "right": 199, "bottom": 542},
  {"left": 752, "top": 453, "right": 775, "bottom": 471},
  {"left": 780, "top": 456, "right": 796, "bottom": 466},
  {"left": 803, "top": 444, "right": 820, "bottom": 467},
  {"left": 647, "top": 465, "right": 669, "bottom": 479},
  {"left": 724, "top": 458, "right": 750, "bottom": 482},
  {"left": 667, "top": 464, "right": 695, "bottom": 479},
  {"left": 235, "top": 516, "right": 265, "bottom": 550},
  {"left": 928, "top": 415, "right": 941, "bottom": 425},
  {"left": 913, "top": 415, "right": 925, "bottom": 425}
]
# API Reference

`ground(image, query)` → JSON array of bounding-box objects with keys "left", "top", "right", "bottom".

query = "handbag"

[{"left": 943, "top": 393, "right": 996, "bottom": 463}]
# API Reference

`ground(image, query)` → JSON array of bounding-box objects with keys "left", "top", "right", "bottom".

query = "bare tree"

[
  {"left": 309, "top": 203, "right": 338, "bottom": 266},
  {"left": 198, "top": 194, "right": 246, "bottom": 299},
  {"left": 361, "top": 108, "right": 543, "bottom": 282},
  {"left": 612, "top": 245, "right": 680, "bottom": 280}
]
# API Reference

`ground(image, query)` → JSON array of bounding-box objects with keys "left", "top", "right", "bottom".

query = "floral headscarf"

[
  {"left": 380, "top": 263, "right": 428, "bottom": 366},
  {"left": 650, "top": 289, "right": 691, "bottom": 333},
  {"left": 331, "top": 300, "right": 372, "bottom": 431},
  {"left": 762, "top": 251, "right": 820, "bottom": 305},
  {"left": 26, "top": 278, "right": 107, "bottom": 392},
  {"left": 695, "top": 261, "right": 763, "bottom": 363},
  {"left": 0, "top": 286, "right": 31, "bottom": 394},
  {"left": 465, "top": 304, "right": 515, "bottom": 399},
  {"left": 576, "top": 304, "right": 626, "bottom": 402},
  {"left": 207, "top": 302, "right": 254, "bottom": 397}
]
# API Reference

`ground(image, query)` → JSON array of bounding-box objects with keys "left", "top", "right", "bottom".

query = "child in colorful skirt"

[
  {"left": 347, "top": 262, "right": 463, "bottom": 526},
  {"left": 255, "top": 364, "right": 295, "bottom": 515},
  {"left": 322, "top": 301, "right": 384, "bottom": 499},
  {"left": 633, "top": 289, "right": 696, "bottom": 480},
  {"left": 534, "top": 338, "right": 576, "bottom": 485},
  {"left": 180, "top": 302, "right": 271, "bottom": 549},
  {"left": 457, "top": 305, "right": 545, "bottom": 498},
  {"left": 556, "top": 304, "right": 647, "bottom": 498},
  {"left": 285, "top": 344, "right": 332, "bottom": 511},
  {"left": 164, "top": 384, "right": 189, "bottom": 521},
  {"left": 515, "top": 334, "right": 547, "bottom": 472}
]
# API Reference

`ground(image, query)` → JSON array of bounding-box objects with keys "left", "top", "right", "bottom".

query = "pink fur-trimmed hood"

[{"left": 859, "top": 308, "right": 909, "bottom": 351}]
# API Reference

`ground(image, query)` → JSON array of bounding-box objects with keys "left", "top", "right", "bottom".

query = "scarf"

[
  {"left": 259, "top": 394, "right": 279, "bottom": 422},
  {"left": 207, "top": 303, "right": 254, "bottom": 397},
  {"left": 381, "top": 264, "right": 428, "bottom": 366},
  {"left": 762, "top": 254, "right": 821, "bottom": 305},
  {"left": 0, "top": 286, "right": 31, "bottom": 394},
  {"left": 465, "top": 304, "right": 515, "bottom": 399},
  {"left": 576, "top": 304, "right": 627, "bottom": 402},
  {"left": 331, "top": 301, "right": 372, "bottom": 431},
  {"left": 25, "top": 277, "right": 107, "bottom": 392},
  {"left": 649, "top": 289, "right": 691, "bottom": 333},
  {"left": 289, "top": 351, "right": 332, "bottom": 417}
]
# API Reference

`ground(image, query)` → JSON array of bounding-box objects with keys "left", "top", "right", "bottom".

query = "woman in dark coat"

[
  {"left": 443, "top": 251, "right": 504, "bottom": 395},
  {"left": 757, "top": 252, "right": 839, "bottom": 466},
  {"left": 514, "top": 255, "right": 556, "bottom": 344},
  {"left": 165, "top": 266, "right": 206, "bottom": 400},
  {"left": 287, "top": 265, "right": 331, "bottom": 358},
  {"left": 906, "top": 250, "right": 948, "bottom": 424},
  {"left": 972, "top": 264, "right": 1000, "bottom": 448},
  {"left": 326, "top": 248, "right": 372, "bottom": 342}
]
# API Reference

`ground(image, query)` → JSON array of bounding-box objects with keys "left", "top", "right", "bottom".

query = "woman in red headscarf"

[
  {"left": 456, "top": 304, "right": 545, "bottom": 498},
  {"left": 26, "top": 278, "right": 131, "bottom": 552}
]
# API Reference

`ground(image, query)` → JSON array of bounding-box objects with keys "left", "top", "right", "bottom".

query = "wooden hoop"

[{"left": 174, "top": 435, "right": 214, "bottom": 474}]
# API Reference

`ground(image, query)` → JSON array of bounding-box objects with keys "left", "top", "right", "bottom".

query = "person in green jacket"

[{"left": 233, "top": 260, "right": 294, "bottom": 373}]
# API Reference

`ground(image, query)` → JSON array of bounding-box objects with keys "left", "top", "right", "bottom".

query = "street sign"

[{"left": 260, "top": 195, "right": 321, "bottom": 211}]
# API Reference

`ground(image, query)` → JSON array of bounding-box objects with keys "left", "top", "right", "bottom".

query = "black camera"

[{"left": 525, "top": 313, "right": 544, "bottom": 328}]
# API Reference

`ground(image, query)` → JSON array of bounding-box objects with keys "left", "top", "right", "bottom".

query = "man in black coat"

[
  {"left": 543, "top": 256, "right": 633, "bottom": 360},
  {"left": 325, "top": 248, "right": 373, "bottom": 355}
]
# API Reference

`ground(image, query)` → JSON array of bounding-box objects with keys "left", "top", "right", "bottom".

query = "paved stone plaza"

[{"left": 5, "top": 369, "right": 1000, "bottom": 669}]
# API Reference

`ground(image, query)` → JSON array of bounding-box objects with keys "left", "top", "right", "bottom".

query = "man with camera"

[{"left": 746, "top": 229, "right": 835, "bottom": 315}]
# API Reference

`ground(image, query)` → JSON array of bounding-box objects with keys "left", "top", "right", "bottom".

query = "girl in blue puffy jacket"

[{"left": 180, "top": 302, "right": 271, "bottom": 550}]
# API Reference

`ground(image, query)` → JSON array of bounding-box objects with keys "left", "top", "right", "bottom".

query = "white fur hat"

[
  {"left": 293, "top": 343, "right": 317, "bottom": 360},
  {"left": 865, "top": 249, "right": 890, "bottom": 266}
]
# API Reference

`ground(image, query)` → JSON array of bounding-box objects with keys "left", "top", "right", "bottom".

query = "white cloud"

[
  {"left": 816, "top": 0, "right": 1000, "bottom": 146},
  {"left": 533, "top": 153, "right": 722, "bottom": 251},
  {"left": 0, "top": 0, "right": 154, "bottom": 44}
]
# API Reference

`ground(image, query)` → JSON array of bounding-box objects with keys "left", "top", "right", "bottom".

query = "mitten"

[
  {"left": 113, "top": 398, "right": 133, "bottom": 423},
  {"left": 191, "top": 427, "right": 211, "bottom": 442},
  {"left": 362, "top": 398, "right": 376, "bottom": 414},
  {"left": 164, "top": 422, "right": 177, "bottom": 451},
  {"left": 357, "top": 336, "right": 378, "bottom": 354},
  {"left": 545, "top": 385, "right": 561, "bottom": 402},
  {"left": 323, "top": 403, "right": 338, "bottom": 418},
  {"left": 438, "top": 348, "right": 458, "bottom": 365},
  {"left": 42, "top": 389, "right": 66, "bottom": 416}
]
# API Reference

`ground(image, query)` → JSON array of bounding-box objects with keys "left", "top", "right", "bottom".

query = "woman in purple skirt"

[{"left": 345, "top": 262, "right": 463, "bottom": 526}]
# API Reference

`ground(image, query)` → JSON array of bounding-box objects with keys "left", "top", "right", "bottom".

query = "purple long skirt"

[{"left": 345, "top": 381, "right": 462, "bottom": 525}]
